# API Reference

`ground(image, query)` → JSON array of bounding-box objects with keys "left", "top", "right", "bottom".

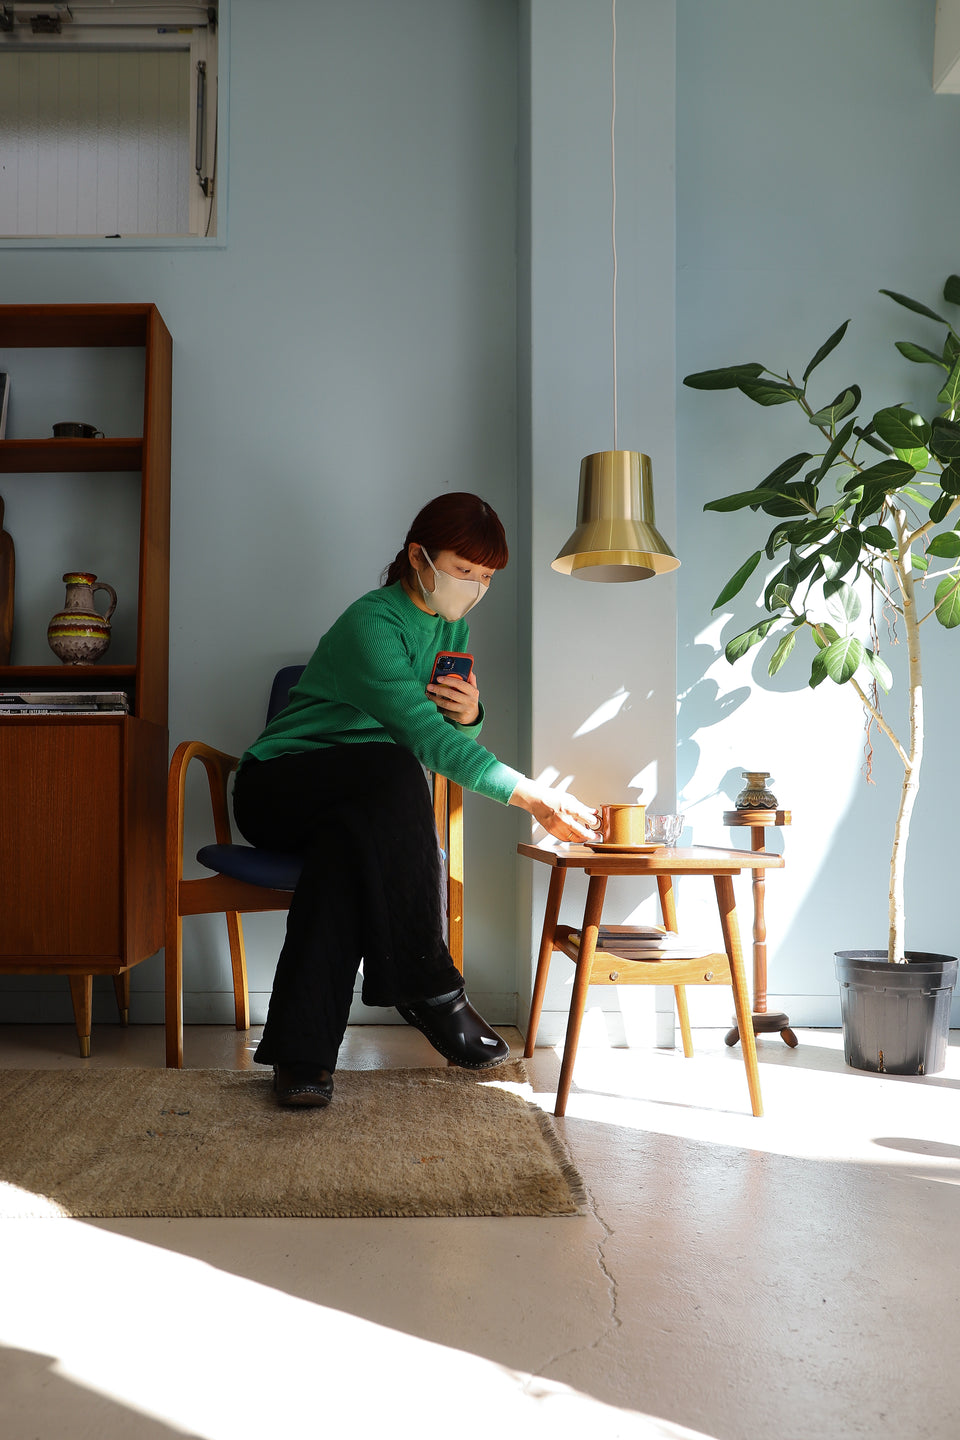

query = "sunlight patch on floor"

[
  {"left": 0, "top": 1218, "right": 717, "bottom": 1440},
  {"left": 535, "top": 1030, "right": 960, "bottom": 1182}
]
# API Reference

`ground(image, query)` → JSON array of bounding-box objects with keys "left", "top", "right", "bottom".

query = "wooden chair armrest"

[{"left": 166, "top": 739, "right": 242, "bottom": 893}]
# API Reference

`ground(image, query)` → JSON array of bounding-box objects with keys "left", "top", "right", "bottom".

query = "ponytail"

[{"left": 382, "top": 547, "right": 410, "bottom": 587}]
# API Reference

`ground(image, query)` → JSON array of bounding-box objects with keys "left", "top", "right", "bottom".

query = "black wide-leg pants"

[{"left": 232, "top": 744, "right": 464, "bottom": 1070}]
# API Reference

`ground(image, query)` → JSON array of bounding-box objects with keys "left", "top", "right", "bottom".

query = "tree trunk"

[{"left": 887, "top": 548, "right": 923, "bottom": 964}]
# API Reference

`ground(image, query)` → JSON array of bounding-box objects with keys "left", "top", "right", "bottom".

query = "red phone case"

[{"left": 430, "top": 650, "right": 474, "bottom": 684}]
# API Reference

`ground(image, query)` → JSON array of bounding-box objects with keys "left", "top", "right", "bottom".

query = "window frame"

[{"left": 0, "top": 1, "right": 227, "bottom": 248}]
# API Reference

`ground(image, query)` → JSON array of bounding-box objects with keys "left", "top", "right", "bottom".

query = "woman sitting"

[{"left": 233, "top": 492, "right": 599, "bottom": 1107}]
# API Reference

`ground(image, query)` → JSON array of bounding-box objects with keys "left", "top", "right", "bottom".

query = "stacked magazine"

[
  {"left": 0, "top": 690, "right": 130, "bottom": 715},
  {"left": 567, "top": 924, "right": 712, "bottom": 961}
]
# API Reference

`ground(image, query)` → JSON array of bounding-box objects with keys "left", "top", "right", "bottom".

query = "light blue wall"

[
  {"left": 676, "top": 0, "right": 960, "bottom": 1021},
  {"left": 6, "top": 0, "right": 955, "bottom": 1037},
  {"left": 0, "top": 0, "right": 525, "bottom": 1026},
  {"left": 521, "top": 0, "right": 679, "bottom": 1045}
]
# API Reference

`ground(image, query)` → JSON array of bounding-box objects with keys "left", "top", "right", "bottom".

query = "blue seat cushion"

[{"left": 196, "top": 843, "right": 303, "bottom": 892}]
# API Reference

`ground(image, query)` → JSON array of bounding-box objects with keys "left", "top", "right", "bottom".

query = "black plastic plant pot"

[{"left": 835, "top": 951, "right": 958, "bottom": 1075}]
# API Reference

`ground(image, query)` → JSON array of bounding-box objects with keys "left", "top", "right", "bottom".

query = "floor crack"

[{"left": 522, "top": 1171, "right": 621, "bottom": 1391}]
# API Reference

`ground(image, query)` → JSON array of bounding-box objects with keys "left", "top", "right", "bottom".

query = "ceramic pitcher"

[{"left": 47, "top": 571, "right": 117, "bottom": 665}]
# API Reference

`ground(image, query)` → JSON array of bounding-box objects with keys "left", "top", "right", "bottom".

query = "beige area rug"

[{"left": 0, "top": 1060, "right": 586, "bottom": 1219}]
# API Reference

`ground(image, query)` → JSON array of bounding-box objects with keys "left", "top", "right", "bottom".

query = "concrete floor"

[{"left": 1, "top": 1020, "right": 959, "bottom": 1440}]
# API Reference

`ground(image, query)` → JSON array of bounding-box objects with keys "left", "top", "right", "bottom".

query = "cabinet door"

[{"left": 0, "top": 722, "right": 122, "bottom": 958}]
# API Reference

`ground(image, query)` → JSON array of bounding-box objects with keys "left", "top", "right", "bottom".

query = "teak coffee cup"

[{"left": 600, "top": 803, "right": 647, "bottom": 845}]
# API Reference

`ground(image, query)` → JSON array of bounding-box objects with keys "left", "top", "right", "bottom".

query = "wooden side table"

[
  {"left": 722, "top": 809, "right": 797, "bottom": 1049},
  {"left": 520, "top": 843, "right": 784, "bottom": 1117}
]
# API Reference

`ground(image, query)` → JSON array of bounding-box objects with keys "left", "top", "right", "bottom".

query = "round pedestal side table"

[{"left": 722, "top": 808, "right": 797, "bottom": 1048}]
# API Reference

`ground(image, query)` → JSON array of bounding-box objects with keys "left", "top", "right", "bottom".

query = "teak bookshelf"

[{"left": 0, "top": 304, "right": 171, "bottom": 1054}]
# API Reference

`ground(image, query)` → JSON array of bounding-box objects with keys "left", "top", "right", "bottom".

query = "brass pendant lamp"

[{"left": 552, "top": 0, "right": 679, "bottom": 584}]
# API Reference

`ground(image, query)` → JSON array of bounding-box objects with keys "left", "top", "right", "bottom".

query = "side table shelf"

[{"left": 722, "top": 809, "right": 797, "bottom": 1048}]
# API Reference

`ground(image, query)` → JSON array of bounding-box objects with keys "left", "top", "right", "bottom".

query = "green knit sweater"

[{"left": 241, "top": 581, "right": 524, "bottom": 804}]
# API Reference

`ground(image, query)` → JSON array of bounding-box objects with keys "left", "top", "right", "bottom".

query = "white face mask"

[{"left": 416, "top": 549, "right": 487, "bottom": 622}]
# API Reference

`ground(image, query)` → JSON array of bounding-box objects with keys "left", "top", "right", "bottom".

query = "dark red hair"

[{"left": 382, "top": 492, "right": 509, "bottom": 587}]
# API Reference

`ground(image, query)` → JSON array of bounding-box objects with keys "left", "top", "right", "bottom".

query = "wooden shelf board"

[
  {"left": 0, "top": 439, "right": 142, "bottom": 473},
  {"left": 0, "top": 304, "right": 153, "bottom": 348},
  {"left": 0, "top": 664, "right": 136, "bottom": 681}
]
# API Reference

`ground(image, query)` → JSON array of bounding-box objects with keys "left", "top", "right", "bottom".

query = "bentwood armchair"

[{"left": 165, "top": 664, "right": 464, "bottom": 1067}]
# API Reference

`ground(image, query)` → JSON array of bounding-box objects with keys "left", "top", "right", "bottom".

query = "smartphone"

[{"left": 430, "top": 650, "right": 474, "bottom": 685}]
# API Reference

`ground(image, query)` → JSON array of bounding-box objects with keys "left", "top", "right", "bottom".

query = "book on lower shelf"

[
  {"left": 567, "top": 925, "right": 712, "bottom": 960},
  {"left": 0, "top": 689, "right": 129, "bottom": 714}
]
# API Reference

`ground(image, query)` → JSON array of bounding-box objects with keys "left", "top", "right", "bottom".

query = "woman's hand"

[
  {"left": 509, "top": 777, "right": 600, "bottom": 844},
  {"left": 427, "top": 669, "right": 481, "bottom": 726}
]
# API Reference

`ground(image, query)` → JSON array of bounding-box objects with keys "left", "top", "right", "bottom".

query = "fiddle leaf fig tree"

[{"left": 684, "top": 276, "right": 960, "bottom": 966}]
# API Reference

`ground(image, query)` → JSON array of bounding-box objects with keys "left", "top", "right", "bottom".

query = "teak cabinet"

[{"left": 0, "top": 304, "right": 171, "bottom": 1054}]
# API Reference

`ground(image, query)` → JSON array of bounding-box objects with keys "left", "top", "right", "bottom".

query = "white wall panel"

[{"left": 0, "top": 50, "right": 189, "bottom": 236}]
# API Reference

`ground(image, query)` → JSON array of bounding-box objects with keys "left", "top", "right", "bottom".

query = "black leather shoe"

[
  {"left": 272, "top": 1063, "right": 334, "bottom": 1108},
  {"left": 396, "top": 991, "right": 509, "bottom": 1069}
]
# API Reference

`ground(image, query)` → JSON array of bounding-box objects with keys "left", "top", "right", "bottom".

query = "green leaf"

[
  {"left": 823, "top": 579, "right": 862, "bottom": 625},
  {"left": 808, "top": 386, "right": 861, "bottom": 428},
  {"left": 704, "top": 488, "right": 783, "bottom": 513},
  {"left": 759, "top": 452, "right": 813, "bottom": 488},
  {"left": 724, "top": 619, "right": 777, "bottom": 663},
  {"left": 944, "top": 275, "right": 960, "bottom": 306},
  {"left": 802, "top": 321, "right": 850, "bottom": 383},
  {"left": 683, "top": 363, "right": 765, "bottom": 390},
  {"left": 844, "top": 457, "right": 916, "bottom": 493},
  {"left": 934, "top": 574, "right": 960, "bottom": 628},
  {"left": 940, "top": 461, "right": 960, "bottom": 495},
  {"left": 809, "top": 651, "right": 829, "bottom": 688},
  {"left": 853, "top": 424, "right": 894, "bottom": 457},
  {"left": 758, "top": 482, "right": 819, "bottom": 518},
  {"left": 926, "top": 531, "right": 960, "bottom": 558},
  {"left": 895, "top": 340, "right": 949, "bottom": 369},
  {"left": 862, "top": 524, "right": 896, "bottom": 550},
  {"left": 768, "top": 582, "right": 796, "bottom": 611},
  {"left": 880, "top": 288, "right": 955, "bottom": 329},
  {"left": 819, "top": 529, "right": 862, "bottom": 579},
  {"left": 929, "top": 416, "right": 960, "bottom": 461},
  {"left": 763, "top": 561, "right": 800, "bottom": 611},
  {"left": 802, "top": 517, "right": 843, "bottom": 545},
  {"left": 768, "top": 628, "right": 799, "bottom": 676},
  {"left": 815, "top": 419, "right": 856, "bottom": 481},
  {"left": 910, "top": 550, "right": 929, "bottom": 571},
  {"left": 929, "top": 493, "right": 954, "bottom": 525},
  {"left": 738, "top": 378, "right": 804, "bottom": 407},
  {"left": 860, "top": 648, "right": 893, "bottom": 693},
  {"left": 821, "top": 635, "right": 866, "bottom": 684},
  {"left": 938, "top": 356, "right": 960, "bottom": 410},
  {"left": 812, "top": 623, "right": 842, "bottom": 649},
  {"left": 712, "top": 551, "right": 763, "bottom": 608},
  {"left": 873, "top": 406, "right": 932, "bottom": 452},
  {"left": 946, "top": 333, "right": 960, "bottom": 367},
  {"left": 792, "top": 550, "right": 824, "bottom": 584}
]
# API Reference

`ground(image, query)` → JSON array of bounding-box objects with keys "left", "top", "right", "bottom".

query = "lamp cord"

[{"left": 611, "top": 0, "right": 619, "bottom": 452}]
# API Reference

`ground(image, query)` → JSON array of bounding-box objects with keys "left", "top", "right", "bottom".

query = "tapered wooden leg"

[
  {"left": 656, "top": 876, "right": 693, "bottom": 1057},
  {"left": 165, "top": 912, "right": 184, "bottom": 1068},
  {"left": 112, "top": 970, "right": 131, "bottom": 1025},
  {"left": 674, "top": 985, "right": 694, "bottom": 1058},
  {"left": 656, "top": 873, "right": 678, "bottom": 931},
  {"left": 714, "top": 873, "right": 763, "bottom": 1117},
  {"left": 555, "top": 873, "right": 607, "bottom": 1117},
  {"left": 226, "top": 912, "right": 250, "bottom": 1030},
  {"left": 524, "top": 868, "right": 566, "bottom": 1057},
  {"left": 68, "top": 975, "right": 93, "bottom": 1058}
]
